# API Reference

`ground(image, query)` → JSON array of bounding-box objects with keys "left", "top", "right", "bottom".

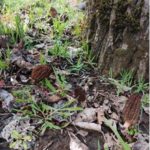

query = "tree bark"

[{"left": 86, "top": 0, "right": 149, "bottom": 80}]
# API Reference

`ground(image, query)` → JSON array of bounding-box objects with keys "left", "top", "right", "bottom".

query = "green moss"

[{"left": 111, "top": 0, "right": 144, "bottom": 33}]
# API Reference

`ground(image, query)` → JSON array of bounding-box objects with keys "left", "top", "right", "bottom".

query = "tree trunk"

[{"left": 86, "top": 0, "right": 149, "bottom": 80}]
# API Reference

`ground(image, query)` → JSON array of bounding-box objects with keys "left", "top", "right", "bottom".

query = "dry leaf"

[
  {"left": 47, "top": 95, "right": 62, "bottom": 103},
  {"left": 72, "top": 122, "right": 101, "bottom": 132},
  {"left": 0, "top": 89, "right": 14, "bottom": 110},
  {"left": 12, "top": 57, "right": 33, "bottom": 70},
  {"left": 74, "top": 108, "right": 97, "bottom": 123},
  {"left": 0, "top": 35, "right": 9, "bottom": 48},
  {"left": 97, "top": 107, "right": 105, "bottom": 125},
  {"left": 69, "top": 132, "right": 89, "bottom": 150}
]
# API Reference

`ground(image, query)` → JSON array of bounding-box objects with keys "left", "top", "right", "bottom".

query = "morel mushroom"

[
  {"left": 31, "top": 65, "right": 52, "bottom": 83},
  {"left": 122, "top": 94, "right": 141, "bottom": 129}
]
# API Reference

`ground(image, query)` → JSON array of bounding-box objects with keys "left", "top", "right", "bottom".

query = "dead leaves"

[
  {"left": 0, "top": 89, "right": 14, "bottom": 110},
  {"left": 69, "top": 132, "right": 89, "bottom": 150},
  {"left": 0, "top": 35, "right": 10, "bottom": 48}
]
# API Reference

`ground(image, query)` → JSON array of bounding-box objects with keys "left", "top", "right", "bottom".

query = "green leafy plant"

[
  {"left": 119, "top": 70, "right": 133, "bottom": 87},
  {"left": 15, "top": 15, "right": 25, "bottom": 41},
  {"left": 53, "top": 18, "right": 67, "bottom": 37},
  {"left": 12, "top": 87, "right": 33, "bottom": 104},
  {"left": 54, "top": 68, "right": 70, "bottom": 96},
  {"left": 134, "top": 77, "right": 149, "bottom": 94},
  {"left": 43, "top": 79, "right": 57, "bottom": 94},
  {"left": 9, "top": 130, "right": 33, "bottom": 150},
  {"left": 39, "top": 52, "right": 47, "bottom": 65},
  {"left": 141, "top": 94, "right": 149, "bottom": 107},
  {"left": 69, "top": 57, "right": 85, "bottom": 73},
  {"left": 104, "top": 119, "right": 131, "bottom": 150},
  {"left": 109, "top": 70, "right": 134, "bottom": 95},
  {"left": 49, "top": 40, "right": 69, "bottom": 58},
  {"left": 0, "top": 59, "right": 8, "bottom": 70},
  {"left": 127, "top": 128, "right": 139, "bottom": 136},
  {"left": 0, "top": 14, "right": 25, "bottom": 43},
  {"left": 97, "top": 140, "right": 101, "bottom": 150},
  {"left": 0, "top": 48, "right": 11, "bottom": 70},
  {"left": 81, "top": 41, "right": 96, "bottom": 67},
  {"left": 42, "top": 68, "right": 69, "bottom": 97},
  {"left": 16, "top": 99, "right": 82, "bottom": 134}
]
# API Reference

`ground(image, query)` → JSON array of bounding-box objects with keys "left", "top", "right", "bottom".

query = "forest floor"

[{"left": 0, "top": 0, "right": 149, "bottom": 150}]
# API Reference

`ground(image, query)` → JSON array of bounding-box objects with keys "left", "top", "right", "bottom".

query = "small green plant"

[
  {"left": 12, "top": 87, "right": 33, "bottom": 104},
  {"left": 69, "top": 57, "right": 85, "bottom": 73},
  {"left": 109, "top": 68, "right": 113, "bottom": 78},
  {"left": 81, "top": 41, "right": 96, "bottom": 67},
  {"left": 97, "top": 140, "right": 101, "bottom": 150},
  {"left": 0, "top": 14, "right": 25, "bottom": 43},
  {"left": 73, "top": 24, "right": 81, "bottom": 37},
  {"left": 54, "top": 68, "right": 70, "bottom": 96},
  {"left": 53, "top": 18, "right": 67, "bottom": 37},
  {"left": 9, "top": 130, "right": 33, "bottom": 150},
  {"left": 109, "top": 70, "right": 134, "bottom": 95},
  {"left": 43, "top": 79, "right": 57, "bottom": 94},
  {"left": 42, "top": 68, "right": 69, "bottom": 97},
  {"left": 141, "top": 94, "right": 149, "bottom": 107},
  {"left": 120, "top": 70, "right": 133, "bottom": 87},
  {"left": 134, "top": 77, "right": 149, "bottom": 94},
  {"left": 49, "top": 40, "right": 69, "bottom": 58},
  {"left": 0, "top": 48, "right": 11, "bottom": 70},
  {"left": 0, "top": 59, "right": 8, "bottom": 70},
  {"left": 15, "top": 15, "right": 25, "bottom": 41},
  {"left": 16, "top": 99, "right": 82, "bottom": 134},
  {"left": 104, "top": 119, "right": 131, "bottom": 150},
  {"left": 127, "top": 128, "right": 139, "bottom": 136},
  {"left": 39, "top": 52, "right": 47, "bottom": 65}
]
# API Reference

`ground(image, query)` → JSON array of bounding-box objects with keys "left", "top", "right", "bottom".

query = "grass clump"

[{"left": 49, "top": 40, "right": 69, "bottom": 58}]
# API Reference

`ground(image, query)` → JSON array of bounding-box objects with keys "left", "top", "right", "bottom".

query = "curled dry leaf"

[
  {"left": 0, "top": 89, "right": 14, "bottom": 109},
  {"left": 72, "top": 122, "right": 101, "bottom": 132},
  {"left": 97, "top": 107, "right": 105, "bottom": 125},
  {"left": 69, "top": 132, "right": 89, "bottom": 150},
  {"left": 12, "top": 57, "right": 33, "bottom": 70},
  {"left": 74, "top": 108, "right": 97, "bottom": 123},
  {"left": 122, "top": 94, "right": 141, "bottom": 129},
  {"left": 47, "top": 95, "right": 62, "bottom": 103},
  {"left": 31, "top": 65, "right": 52, "bottom": 82}
]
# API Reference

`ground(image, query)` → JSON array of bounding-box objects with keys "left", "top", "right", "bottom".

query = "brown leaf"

[
  {"left": 17, "top": 40, "right": 24, "bottom": 50},
  {"left": 13, "top": 57, "right": 33, "bottom": 70},
  {"left": 0, "top": 80, "right": 5, "bottom": 88},
  {"left": 0, "top": 36, "right": 9, "bottom": 48},
  {"left": 31, "top": 65, "right": 52, "bottom": 82},
  {"left": 49, "top": 7, "right": 58, "bottom": 18},
  {"left": 122, "top": 94, "right": 141, "bottom": 128},
  {"left": 74, "top": 86, "right": 86, "bottom": 102},
  {"left": 97, "top": 107, "right": 105, "bottom": 125},
  {"left": 47, "top": 95, "right": 62, "bottom": 103}
]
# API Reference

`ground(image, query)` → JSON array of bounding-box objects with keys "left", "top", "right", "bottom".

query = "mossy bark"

[{"left": 86, "top": 0, "right": 149, "bottom": 80}]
